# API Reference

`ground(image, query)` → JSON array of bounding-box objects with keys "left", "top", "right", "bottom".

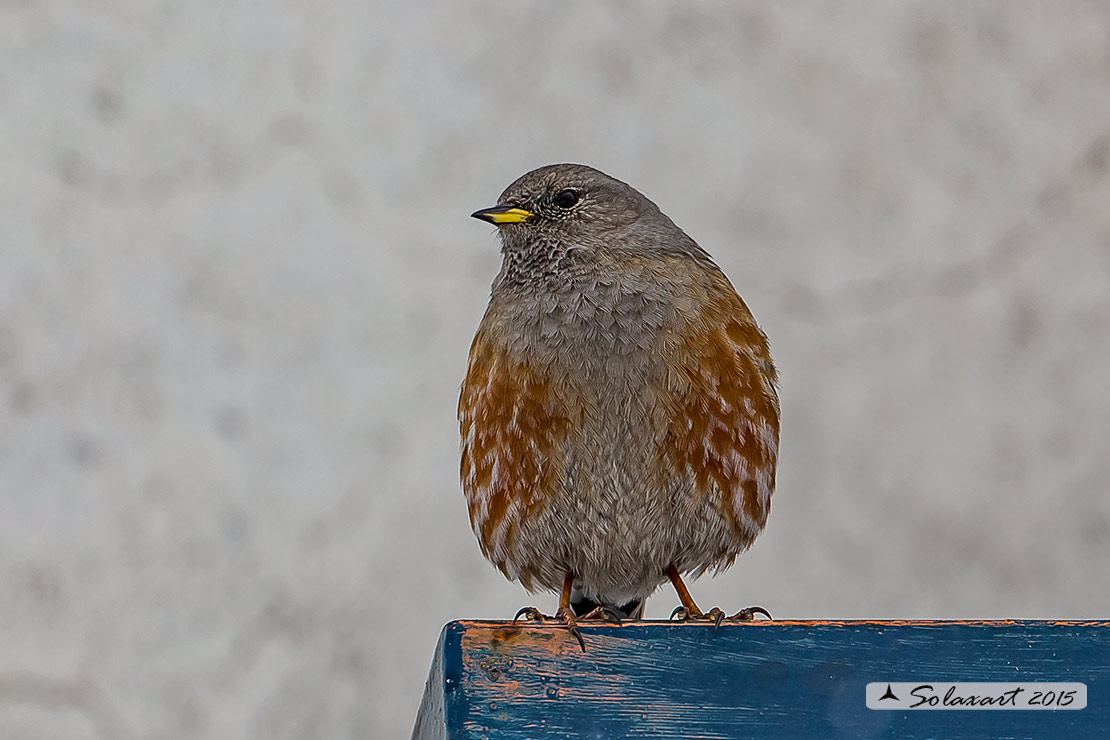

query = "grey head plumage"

[{"left": 471, "top": 164, "right": 711, "bottom": 289}]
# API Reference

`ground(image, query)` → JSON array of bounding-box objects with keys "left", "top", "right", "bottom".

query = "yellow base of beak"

[{"left": 471, "top": 205, "right": 534, "bottom": 225}]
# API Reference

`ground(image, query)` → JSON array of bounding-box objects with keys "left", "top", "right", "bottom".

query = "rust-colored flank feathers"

[
  {"left": 459, "top": 329, "right": 572, "bottom": 586},
  {"left": 658, "top": 295, "right": 779, "bottom": 540}
]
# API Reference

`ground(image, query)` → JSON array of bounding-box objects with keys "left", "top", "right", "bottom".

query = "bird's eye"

[{"left": 555, "top": 189, "right": 579, "bottom": 208}]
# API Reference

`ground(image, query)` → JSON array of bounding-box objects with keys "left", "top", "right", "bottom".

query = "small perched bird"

[{"left": 460, "top": 164, "right": 779, "bottom": 644}]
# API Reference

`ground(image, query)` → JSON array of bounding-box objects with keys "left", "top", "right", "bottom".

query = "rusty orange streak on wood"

[{"left": 463, "top": 621, "right": 584, "bottom": 657}]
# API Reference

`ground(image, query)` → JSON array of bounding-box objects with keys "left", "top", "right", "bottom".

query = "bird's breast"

[{"left": 493, "top": 275, "right": 680, "bottom": 379}]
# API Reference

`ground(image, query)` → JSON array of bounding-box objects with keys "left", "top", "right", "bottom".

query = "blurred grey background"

[{"left": 2, "top": 2, "right": 1109, "bottom": 738}]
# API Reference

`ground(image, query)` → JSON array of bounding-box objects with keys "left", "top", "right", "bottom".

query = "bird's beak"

[{"left": 470, "top": 204, "right": 534, "bottom": 225}]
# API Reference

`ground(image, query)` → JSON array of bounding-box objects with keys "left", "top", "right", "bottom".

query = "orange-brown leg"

[
  {"left": 667, "top": 565, "right": 705, "bottom": 617},
  {"left": 667, "top": 565, "right": 722, "bottom": 625},
  {"left": 557, "top": 571, "right": 575, "bottom": 614},
  {"left": 666, "top": 565, "right": 771, "bottom": 627},
  {"left": 513, "top": 572, "right": 586, "bottom": 651}
]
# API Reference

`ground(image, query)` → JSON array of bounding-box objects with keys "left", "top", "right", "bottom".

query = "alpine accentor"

[{"left": 460, "top": 164, "right": 779, "bottom": 643}]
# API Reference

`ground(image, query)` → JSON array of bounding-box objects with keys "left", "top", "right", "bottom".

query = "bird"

[{"left": 459, "top": 164, "right": 779, "bottom": 646}]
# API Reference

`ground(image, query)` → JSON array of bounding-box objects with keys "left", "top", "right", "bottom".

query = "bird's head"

[{"left": 471, "top": 163, "right": 659, "bottom": 256}]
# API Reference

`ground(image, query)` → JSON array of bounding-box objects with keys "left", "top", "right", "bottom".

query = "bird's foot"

[
  {"left": 513, "top": 605, "right": 586, "bottom": 651},
  {"left": 513, "top": 606, "right": 554, "bottom": 622},
  {"left": 576, "top": 604, "right": 625, "bottom": 625},
  {"left": 670, "top": 605, "right": 726, "bottom": 628},
  {"left": 670, "top": 605, "right": 772, "bottom": 628},
  {"left": 730, "top": 605, "right": 772, "bottom": 621}
]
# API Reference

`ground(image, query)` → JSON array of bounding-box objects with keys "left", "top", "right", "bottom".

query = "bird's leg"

[
  {"left": 552, "top": 572, "right": 586, "bottom": 650},
  {"left": 666, "top": 565, "right": 725, "bottom": 626},
  {"left": 666, "top": 565, "right": 771, "bottom": 627},
  {"left": 512, "top": 572, "right": 586, "bottom": 651}
]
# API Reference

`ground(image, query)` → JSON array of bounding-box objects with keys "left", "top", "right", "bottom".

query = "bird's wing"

[
  {"left": 459, "top": 323, "right": 571, "bottom": 587},
  {"left": 656, "top": 286, "right": 780, "bottom": 543}
]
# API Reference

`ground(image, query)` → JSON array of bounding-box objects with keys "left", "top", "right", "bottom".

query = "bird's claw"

[
  {"left": 671, "top": 604, "right": 771, "bottom": 627},
  {"left": 669, "top": 605, "right": 700, "bottom": 621},
  {"left": 731, "top": 605, "right": 772, "bottom": 621},
  {"left": 513, "top": 606, "right": 552, "bottom": 623},
  {"left": 577, "top": 605, "right": 624, "bottom": 624},
  {"left": 513, "top": 605, "right": 586, "bottom": 652},
  {"left": 554, "top": 606, "right": 587, "bottom": 652}
]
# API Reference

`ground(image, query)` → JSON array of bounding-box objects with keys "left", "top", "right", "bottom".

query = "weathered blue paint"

[{"left": 412, "top": 620, "right": 1110, "bottom": 740}]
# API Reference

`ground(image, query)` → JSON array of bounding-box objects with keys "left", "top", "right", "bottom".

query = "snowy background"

[{"left": 2, "top": 2, "right": 1109, "bottom": 738}]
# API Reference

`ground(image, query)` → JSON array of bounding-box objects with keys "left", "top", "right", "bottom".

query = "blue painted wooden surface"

[{"left": 412, "top": 620, "right": 1110, "bottom": 740}]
